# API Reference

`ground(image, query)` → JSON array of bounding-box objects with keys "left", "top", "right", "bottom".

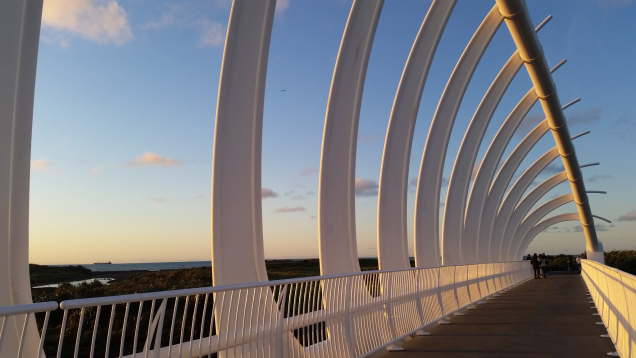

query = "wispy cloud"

[
  {"left": 574, "top": 223, "right": 611, "bottom": 232},
  {"left": 42, "top": 0, "right": 133, "bottom": 46},
  {"left": 151, "top": 197, "right": 167, "bottom": 203},
  {"left": 516, "top": 114, "right": 544, "bottom": 137},
  {"left": 199, "top": 19, "right": 226, "bottom": 47},
  {"left": 300, "top": 168, "right": 317, "bottom": 177},
  {"left": 543, "top": 164, "right": 564, "bottom": 175},
  {"left": 617, "top": 210, "right": 636, "bottom": 222},
  {"left": 567, "top": 108, "right": 601, "bottom": 128},
  {"left": 276, "top": 206, "right": 305, "bottom": 213},
  {"left": 598, "top": 0, "right": 633, "bottom": 11},
  {"left": 128, "top": 152, "right": 181, "bottom": 168},
  {"left": 358, "top": 133, "right": 378, "bottom": 143},
  {"left": 31, "top": 159, "right": 51, "bottom": 172},
  {"left": 355, "top": 178, "right": 378, "bottom": 197},
  {"left": 613, "top": 114, "right": 636, "bottom": 140},
  {"left": 276, "top": 0, "right": 290, "bottom": 14},
  {"left": 262, "top": 188, "right": 278, "bottom": 199},
  {"left": 587, "top": 174, "right": 611, "bottom": 183}
]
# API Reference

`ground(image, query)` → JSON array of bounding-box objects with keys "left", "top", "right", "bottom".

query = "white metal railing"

[
  {"left": 582, "top": 260, "right": 636, "bottom": 358},
  {"left": 1, "top": 262, "right": 531, "bottom": 358}
]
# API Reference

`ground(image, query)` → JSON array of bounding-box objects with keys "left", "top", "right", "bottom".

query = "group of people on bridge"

[{"left": 528, "top": 253, "right": 582, "bottom": 279}]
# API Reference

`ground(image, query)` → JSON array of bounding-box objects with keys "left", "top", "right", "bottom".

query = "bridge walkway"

[{"left": 382, "top": 273, "right": 616, "bottom": 357}]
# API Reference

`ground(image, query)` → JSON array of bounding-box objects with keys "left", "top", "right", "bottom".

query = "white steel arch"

[
  {"left": 511, "top": 194, "right": 574, "bottom": 259},
  {"left": 496, "top": 0, "right": 603, "bottom": 261},
  {"left": 319, "top": 0, "right": 384, "bottom": 275},
  {"left": 416, "top": 5, "right": 503, "bottom": 267},
  {"left": 501, "top": 171, "right": 568, "bottom": 259},
  {"left": 211, "top": 0, "right": 276, "bottom": 286},
  {"left": 517, "top": 213, "right": 582, "bottom": 258},
  {"left": 490, "top": 147, "right": 560, "bottom": 261},
  {"left": 377, "top": 0, "right": 455, "bottom": 270}
]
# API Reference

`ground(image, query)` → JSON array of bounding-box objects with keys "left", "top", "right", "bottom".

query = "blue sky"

[{"left": 29, "top": 0, "right": 636, "bottom": 264}]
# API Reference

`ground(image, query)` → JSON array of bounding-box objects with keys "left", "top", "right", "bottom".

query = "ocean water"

[{"left": 63, "top": 261, "right": 212, "bottom": 272}]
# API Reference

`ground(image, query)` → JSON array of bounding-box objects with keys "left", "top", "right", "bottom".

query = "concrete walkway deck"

[{"left": 383, "top": 274, "right": 616, "bottom": 357}]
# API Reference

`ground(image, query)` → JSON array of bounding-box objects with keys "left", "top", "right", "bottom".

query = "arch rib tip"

[
  {"left": 592, "top": 215, "right": 612, "bottom": 224},
  {"left": 571, "top": 130, "right": 590, "bottom": 140},
  {"left": 562, "top": 98, "right": 580, "bottom": 110},
  {"left": 586, "top": 190, "right": 607, "bottom": 194},
  {"left": 580, "top": 162, "right": 599, "bottom": 168},
  {"left": 535, "top": 15, "right": 552, "bottom": 32},
  {"left": 550, "top": 58, "right": 567, "bottom": 73}
]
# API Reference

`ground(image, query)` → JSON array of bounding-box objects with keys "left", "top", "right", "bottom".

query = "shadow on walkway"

[{"left": 382, "top": 274, "right": 615, "bottom": 357}]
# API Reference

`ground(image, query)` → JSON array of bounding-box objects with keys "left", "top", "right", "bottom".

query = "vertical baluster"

[
  {"left": 231, "top": 289, "right": 241, "bottom": 357},
  {"left": 254, "top": 287, "right": 264, "bottom": 357},
  {"left": 207, "top": 294, "right": 215, "bottom": 357},
  {"left": 168, "top": 297, "right": 179, "bottom": 357},
  {"left": 188, "top": 295, "right": 200, "bottom": 357},
  {"left": 89, "top": 305, "right": 102, "bottom": 358},
  {"left": 223, "top": 291, "right": 233, "bottom": 355},
  {"left": 144, "top": 300, "right": 156, "bottom": 358},
  {"left": 56, "top": 309, "right": 69, "bottom": 358},
  {"left": 216, "top": 292, "right": 225, "bottom": 356},
  {"left": 179, "top": 296, "right": 190, "bottom": 358},
  {"left": 74, "top": 308, "right": 86, "bottom": 358},
  {"left": 240, "top": 288, "right": 248, "bottom": 357},
  {"left": 132, "top": 301, "right": 144, "bottom": 358},
  {"left": 119, "top": 303, "right": 131, "bottom": 358},
  {"left": 104, "top": 304, "right": 116, "bottom": 358},
  {"left": 36, "top": 310, "right": 51, "bottom": 358},
  {"left": 17, "top": 313, "right": 29, "bottom": 358},
  {"left": 199, "top": 294, "right": 209, "bottom": 357}
]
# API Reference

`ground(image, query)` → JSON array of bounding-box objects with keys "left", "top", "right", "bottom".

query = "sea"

[{"left": 76, "top": 261, "right": 213, "bottom": 272}]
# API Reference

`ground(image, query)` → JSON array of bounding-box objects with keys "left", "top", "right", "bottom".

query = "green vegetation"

[
  {"left": 29, "top": 264, "right": 91, "bottom": 285},
  {"left": 603, "top": 250, "right": 636, "bottom": 275}
]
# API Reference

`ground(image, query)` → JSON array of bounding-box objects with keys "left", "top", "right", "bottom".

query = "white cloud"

[
  {"left": 617, "top": 210, "right": 636, "bottom": 222},
  {"left": 276, "top": 0, "right": 290, "bottom": 14},
  {"left": 300, "top": 168, "right": 317, "bottom": 177},
  {"left": 31, "top": 159, "right": 51, "bottom": 172},
  {"left": 128, "top": 152, "right": 181, "bottom": 168},
  {"left": 262, "top": 188, "right": 278, "bottom": 199},
  {"left": 42, "top": 0, "right": 133, "bottom": 46},
  {"left": 200, "top": 19, "right": 226, "bottom": 47},
  {"left": 355, "top": 178, "right": 378, "bottom": 197},
  {"left": 276, "top": 206, "right": 305, "bottom": 213}
]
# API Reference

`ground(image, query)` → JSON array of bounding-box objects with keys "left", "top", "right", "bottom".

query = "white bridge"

[{"left": 2, "top": 0, "right": 631, "bottom": 357}]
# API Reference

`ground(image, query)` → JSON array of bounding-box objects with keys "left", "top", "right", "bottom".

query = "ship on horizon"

[{"left": 93, "top": 261, "right": 112, "bottom": 264}]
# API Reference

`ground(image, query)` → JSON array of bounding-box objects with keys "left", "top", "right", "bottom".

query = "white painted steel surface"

[
  {"left": 0, "top": 263, "right": 531, "bottom": 357},
  {"left": 490, "top": 147, "right": 559, "bottom": 261},
  {"left": 496, "top": 0, "right": 603, "bottom": 259},
  {"left": 501, "top": 171, "right": 568, "bottom": 260},
  {"left": 377, "top": 0, "right": 455, "bottom": 270},
  {"left": 516, "top": 213, "right": 581, "bottom": 257},
  {"left": 0, "top": 1, "right": 44, "bottom": 357},
  {"left": 416, "top": 6, "right": 503, "bottom": 266},
  {"left": 211, "top": 0, "right": 276, "bottom": 286},
  {"left": 443, "top": 50, "right": 523, "bottom": 265},
  {"left": 465, "top": 88, "right": 538, "bottom": 263},
  {"left": 319, "top": 0, "right": 384, "bottom": 275},
  {"left": 582, "top": 260, "right": 636, "bottom": 358}
]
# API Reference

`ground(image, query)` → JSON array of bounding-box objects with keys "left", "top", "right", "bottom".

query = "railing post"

[{"left": 343, "top": 276, "right": 356, "bottom": 357}]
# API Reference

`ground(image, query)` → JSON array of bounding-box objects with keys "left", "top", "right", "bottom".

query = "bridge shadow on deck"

[{"left": 383, "top": 274, "right": 616, "bottom": 358}]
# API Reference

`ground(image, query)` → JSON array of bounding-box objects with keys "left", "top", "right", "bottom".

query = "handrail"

[
  {"left": 1, "top": 262, "right": 531, "bottom": 357},
  {"left": 582, "top": 260, "right": 635, "bottom": 357}
]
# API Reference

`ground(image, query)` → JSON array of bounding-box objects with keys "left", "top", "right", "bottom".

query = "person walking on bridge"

[
  {"left": 531, "top": 253, "right": 540, "bottom": 279},
  {"left": 539, "top": 253, "right": 548, "bottom": 279}
]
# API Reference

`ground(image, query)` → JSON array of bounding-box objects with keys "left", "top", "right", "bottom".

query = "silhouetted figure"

[
  {"left": 531, "top": 253, "right": 540, "bottom": 279},
  {"left": 565, "top": 256, "right": 572, "bottom": 274},
  {"left": 539, "top": 253, "right": 548, "bottom": 279}
]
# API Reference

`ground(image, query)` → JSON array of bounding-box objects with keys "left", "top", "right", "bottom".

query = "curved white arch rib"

[
  {"left": 377, "top": 0, "right": 456, "bottom": 270},
  {"left": 464, "top": 88, "right": 538, "bottom": 263},
  {"left": 501, "top": 171, "right": 568, "bottom": 260},
  {"left": 490, "top": 147, "right": 560, "bottom": 261},
  {"left": 211, "top": 0, "right": 276, "bottom": 286},
  {"left": 415, "top": 5, "right": 503, "bottom": 267},
  {"left": 497, "top": 0, "right": 601, "bottom": 257},
  {"left": 319, "top": 0, "right": 384, "bottom": 276},
  {"left": 512, "top": 193, "right": 574, "bottom": 259},
  {"left": 479, "top": 119, "right": 550, "bottom": 261},
  {"left": 0, "top": 0, "right": 43, "bottom": 355},
  {"left": 443, "top": 50, "right": 523, "bottom": 265},
  {"left": 517, "top": 213, "right": 581, "bottom": 259}
]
